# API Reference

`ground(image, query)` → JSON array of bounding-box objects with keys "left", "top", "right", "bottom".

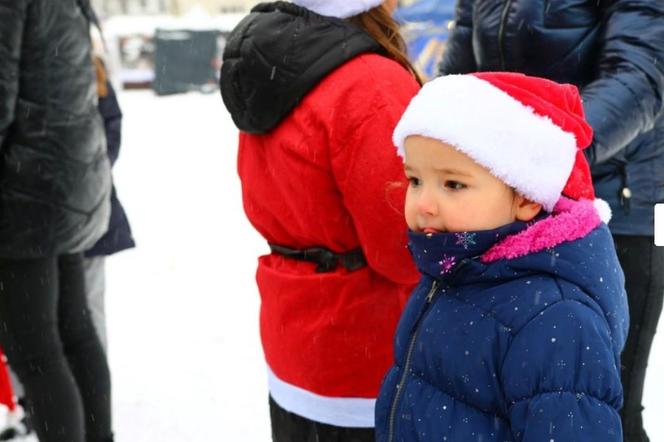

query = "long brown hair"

[
  {"left": 348, "top": 5, "right": 423, "bottom": 85},
  {"left": 93, "top": 56, "right": 109, "bottom": 98}
]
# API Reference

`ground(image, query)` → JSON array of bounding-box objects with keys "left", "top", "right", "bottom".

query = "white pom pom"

[
  {"left": 0, "top": 404, "right": 8, "bottom": 430},
  {"left": 8, "top": 404, "right": 25, "bottom": 427},
  {"left": 594, "top": 198, "right": 612, "bottom": 223},
  {"left": 291, "top": 0, "right": 383, "bottom": 18}
]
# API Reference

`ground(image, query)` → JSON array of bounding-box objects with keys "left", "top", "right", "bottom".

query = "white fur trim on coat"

[
  {"left": 291, "top": 0, "right": 383, "bottom": 18},
  {"left": 267, "top": 367, "right": 375, "bottom": 427},
  {"left": 393, "top": 74, "right": 578, "bottom": 212}
]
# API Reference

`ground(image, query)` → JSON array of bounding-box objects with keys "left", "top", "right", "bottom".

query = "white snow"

[
  {"left": 107, "top": 89, "right": 664, "bottom": 440},
  {"left": 108, "top": 89, "right": 269, "bottom": 441}
]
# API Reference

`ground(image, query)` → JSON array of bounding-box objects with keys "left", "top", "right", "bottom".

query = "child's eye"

[
  {"left": 407, "top": 176, "right": 420, "bottom": 187},
  {"left": 445, "top": 180, "right": 466, "bottom": 190}
]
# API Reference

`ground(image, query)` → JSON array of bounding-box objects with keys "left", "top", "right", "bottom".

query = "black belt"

[{"left": 268, "top": 243, "right": 367, "bottom": 273}]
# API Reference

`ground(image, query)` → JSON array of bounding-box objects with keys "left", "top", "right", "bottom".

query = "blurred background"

[{"left": 91, "top": 0, "right": 453, "bottom": 96}]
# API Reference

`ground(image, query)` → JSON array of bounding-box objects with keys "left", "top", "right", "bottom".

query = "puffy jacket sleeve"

[
  {"left": 437, "top": 0, "right": 477, "bottom": 76},
  {"left": 502, "top": 299, "right": 623, "bottom": 441},
  {"left": 582, "top": 0, "right": 664, "bottom": 165},
  {"left": 329, "top": 59, "right": 420, "bottom": 286},
  {"left": 0, "top": 0, "right": 27, "bottom": 148}
]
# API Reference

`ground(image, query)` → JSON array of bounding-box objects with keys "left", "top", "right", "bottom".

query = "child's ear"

[{"left": 514, "top": 195, "right": 542, "bottom": 222}]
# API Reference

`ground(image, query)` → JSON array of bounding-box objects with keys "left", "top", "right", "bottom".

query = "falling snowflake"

[
  {"left": 455, "top": 232, "right": 477, "bottom": 249},
  {"left": 439, "top": 255, "right": 457, "bottom": 275}
]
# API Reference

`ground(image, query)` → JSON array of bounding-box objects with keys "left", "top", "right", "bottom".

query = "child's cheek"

[{"left": 404, "top": 196, "right": 418, "bottom": 230}]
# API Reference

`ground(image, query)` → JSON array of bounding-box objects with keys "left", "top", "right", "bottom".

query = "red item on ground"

[{"left": 0, "top": 348, "right": 16, "bottom": 412}]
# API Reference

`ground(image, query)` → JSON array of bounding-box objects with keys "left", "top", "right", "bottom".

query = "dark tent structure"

[{"left": 152, "top": 29, "right": 220, "bottom": 95}]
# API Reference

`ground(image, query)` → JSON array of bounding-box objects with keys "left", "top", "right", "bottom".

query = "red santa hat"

[
  {"left": 0, "top": 349, "right": 24, "bottom": 436},
  {"left": 394, "top": 72, "right": 611, "bottom": 222},
  {"left": 291, "top": 0, "right": 384, "bottom": 18}
]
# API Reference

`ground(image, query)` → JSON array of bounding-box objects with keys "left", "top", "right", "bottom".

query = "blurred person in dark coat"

[{"left": 0, "top": 0, "right": 114, "bottom": 440}]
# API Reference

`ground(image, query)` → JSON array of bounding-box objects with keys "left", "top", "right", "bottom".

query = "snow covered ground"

[
  {"left": 108, "top": 89, "right": 270, "bottom": 441},
  {"left": 107, "top": 89, "right": 664, "bottom": 441}
]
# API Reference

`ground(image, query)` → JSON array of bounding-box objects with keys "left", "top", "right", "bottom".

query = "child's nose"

[{"left": 417, "top": 188, "right": 438, "bottom": 217}]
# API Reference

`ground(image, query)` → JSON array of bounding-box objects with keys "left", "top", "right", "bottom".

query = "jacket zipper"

[
  {"left": 387, "top": 279, "right": 439, "bottom": 442},
  {"left": 385, "top": 259, "right": 469, "bottom": 442},
  {"left": 498, "top": 0, "right": 513, "bottom": 69}
]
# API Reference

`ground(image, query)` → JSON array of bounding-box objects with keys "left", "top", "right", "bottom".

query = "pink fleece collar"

[{"left": 481, "top": 197, "right": 602, "bottom": 263}]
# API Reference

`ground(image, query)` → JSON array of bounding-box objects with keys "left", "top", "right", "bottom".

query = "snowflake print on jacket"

[
  {"left": 455, "top": 232, "right": 477, "bottom": 249},
  {"left": 439, "top": 255, "right": 456, "bottom": 275}
]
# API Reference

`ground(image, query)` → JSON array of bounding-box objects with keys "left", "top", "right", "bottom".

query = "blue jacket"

[
  {"left": 86, "top": 81, "right": 135, "bottom": 257},
  {"left": 376, "top": 199, "right": 628, "bottom": 441},
  {"left": 438, "top": 0, "right": 664, "bottom": 236}
]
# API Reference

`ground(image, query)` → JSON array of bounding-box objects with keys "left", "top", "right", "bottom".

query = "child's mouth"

[{"left": 422, "top": 227, "right": 440, "bottom": 235}]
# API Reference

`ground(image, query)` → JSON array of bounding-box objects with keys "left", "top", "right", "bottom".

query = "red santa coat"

[{"left": 238, "top": 53, "right": 420, "bottom": 427}]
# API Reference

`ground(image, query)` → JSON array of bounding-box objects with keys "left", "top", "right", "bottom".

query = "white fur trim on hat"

[
  {"left": 0, "top": 403, "right": 25, "bottom": 434},
  {"left": 291, "top": 0, "right": 384, "bottom": 18},
  {"left": 393, "top": 75, "right": 578, "bottom": 212}
]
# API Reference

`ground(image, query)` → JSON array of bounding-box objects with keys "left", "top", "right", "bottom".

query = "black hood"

[{"left": 220, "top": 1, "right": 382, "bottom": 134}]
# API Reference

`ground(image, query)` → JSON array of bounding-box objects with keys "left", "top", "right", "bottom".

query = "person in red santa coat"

[{"left": 220, "top": 0, "right": 421, "bottom": 440}]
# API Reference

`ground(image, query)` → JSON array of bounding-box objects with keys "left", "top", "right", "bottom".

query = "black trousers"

[
  {"left": 0, "top": 254, "right": 113, "bottom": 442},
  {"left": 614, "top": 236, "right": 664, "bottom": 442},
  {"left": 269, "top": 396, "right": 375, "bottom": 442}
]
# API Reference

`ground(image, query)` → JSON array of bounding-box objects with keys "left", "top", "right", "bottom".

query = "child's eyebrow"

[{"left": 434, "top": 167, "right": 473, "bottom": 177}]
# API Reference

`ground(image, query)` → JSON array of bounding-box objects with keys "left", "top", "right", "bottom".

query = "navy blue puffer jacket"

[
  {"left": 438, "top": 0, "right": 664, "bottom": 235},
  {"left": 376, "top": 199, "right": 628, "bottom": 441}
]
